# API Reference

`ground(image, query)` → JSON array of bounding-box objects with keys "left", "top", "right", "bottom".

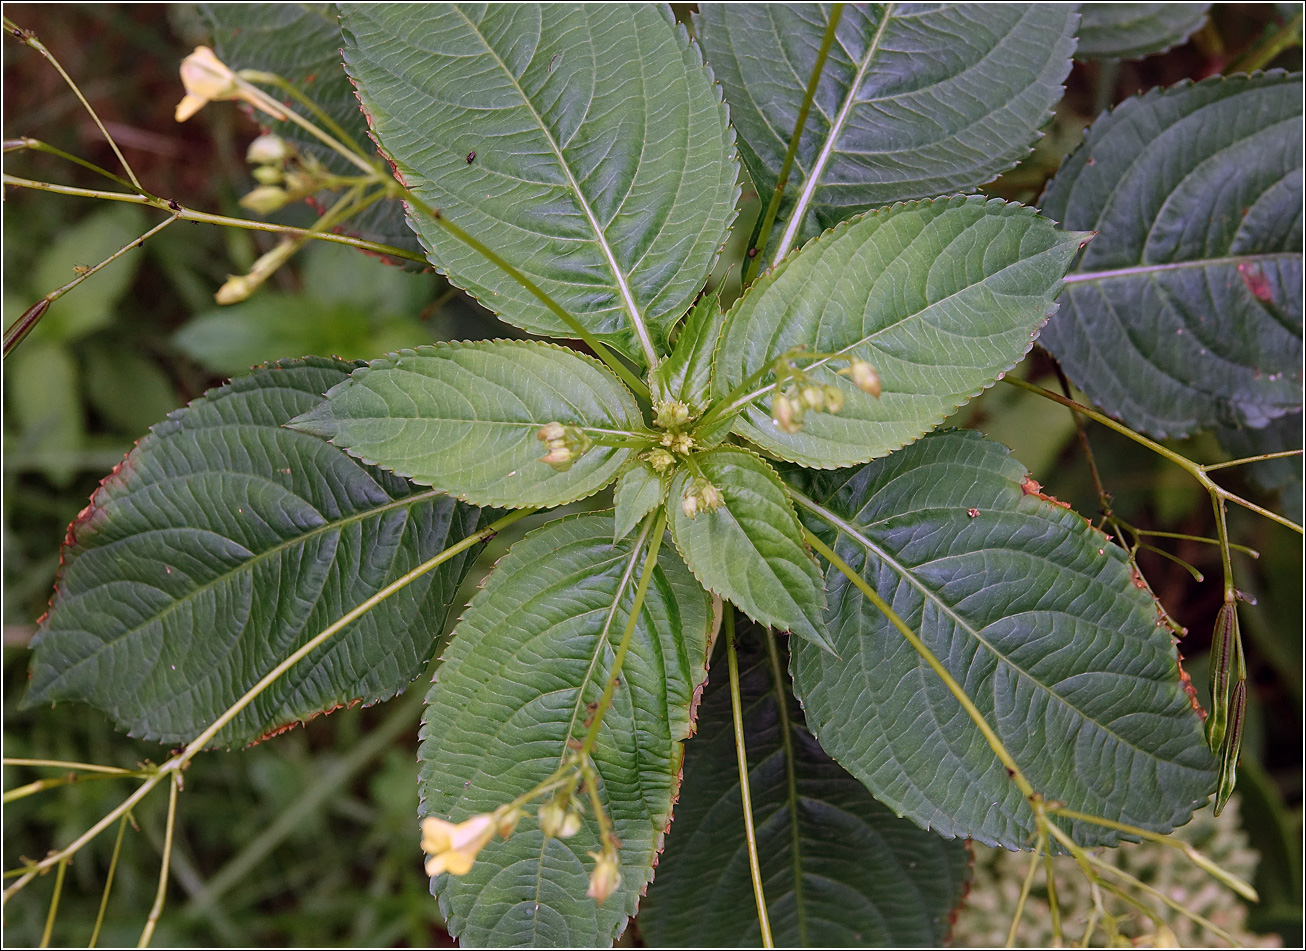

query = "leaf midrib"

[
  {"left": 794, "top": 492, "right": 1164, "bottom": 761},
  {"left": 773, "top": 3, "right": 893, "bottom": 263},
  {"left": 453, "top": 6, "right": 657, "bottom": 366},
  {"left": 46, "top": 475, "right": 445, "bottom": 691},
  {"left": 1065, "top": 250, "right": 1302, "bottom": 284}
]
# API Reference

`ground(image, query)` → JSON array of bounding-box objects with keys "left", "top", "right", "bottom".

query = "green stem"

[
  {"left": 2, "top": 509, "right": 533, "bottom": 902},
  {"left": 727, "top": 611, "right": 773, "bottom": 948},
  {"left": 404, "top": 192, "right": 651, "bottom": 401},
  {"left": 578, "top": 509, "right": 667, "bottom": 760},
  {"left": 4, "top": 758, "right": 141, "bottom": 775},
  {"left": 762, "top": 630, "right": 806, "bottom": 947},
  {"left": 39, "top": 856, "right": 69, "bottom": 949},
  {"left": 5, "top": 17, "right": 145, "bottom": 193},
  {"left": 1002, "top": 377, "right": 1303, "bottom": 535},
  {"left": 794, "top": 513, "right": 1035, "bottom": 799},
  {"left": 137, "top": 775, "right": 178, "bottom": 948},
  {"left": 232, "top": 72, "right": 377, "bottom": 176},
  {"left": 6, "top": 137, "right": 138, "bottom": 191},
  {"left": 2, "top": 174, "right": 428, "bottom": 263},
  {"left": 5, "top": 213, "right": 179, "bottom": 357},
  {"left": 1130, "top": 528, "right": 1258, "bottom": 558},
  {"left": 743, "top": 4, "right": 844, "bottom": 286},
  {"left": 4, "top": 772, "right": 144, "bottom": 804},
  {"left": 1081, "top": 851, "right": 1238, "bottom": 946},
  {"left": 1204, "top": 448, "right": 1303, "bottom": 471},
  {"left": 1006, "top": 839, "right": 1043, "bottom": 948},
  {"left": 238, "top": 70, "right": 369, "bottom": 158},
  {"left": 89, "top": 814, "right": 129, "bottom": 948},
  {"left": 1226, "top": 11, "right": 1303, "bottom": 73}
]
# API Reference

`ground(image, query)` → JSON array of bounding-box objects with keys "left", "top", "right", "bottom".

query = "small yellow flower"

[
  {"left": 175, "top": 46, "right": 287, "bottom": 123},
  {"left": 586, "top": 850, "right": 622, "bottom": 905},
  {"left": 420, "top": 814, "right": 497, "bottom": 877}
]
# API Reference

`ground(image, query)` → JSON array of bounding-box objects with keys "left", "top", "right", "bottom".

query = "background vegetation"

[{"left": 3, "top": 4, "right": 1300, "bottom": 945}]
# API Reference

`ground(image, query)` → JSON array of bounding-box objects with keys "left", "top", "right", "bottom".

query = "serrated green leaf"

[
  {"left": 1039, "top": 73, "right": 1304, "bottom": 438},
  {"left": 613, "top": 462, "right": 664, "bottom": 544},
  {"left": 788, "top": 430, "right": 1218, "bottom": 849},
  {"left": 30, "top": 204, "right": 148, "bottom": 343},
  {"left": 695, "top": 4, "right": 1077, "bottom": 259},
  {"left": 339, "top": 3, "right": 739, "bottom": 362},
  {"left": 652, "top": 287, "right": 727, "bottom": 415},
  {"left": 712, "top": 196, "right": 1088, "bottom": 468},
  {"left": 1076, "top": 4, "right": 1211, "bottom": 60},
  {"left": 640, "top": 620, "right": 970, "bottom": 947},
  {"left": 202, "top": 3, "right": 424, "bottom": 264},
  {"left": 288, "top": 340, "right": 641, "bottom": 509},
  {"left": 668, "top": 448, "right": 830, "bottom": 651},
  {"left": 26, "top": 358, "right": 484, "bottom": 747},
  {"left": 419, "top": 512, "right": 712, "bottom": 947}
]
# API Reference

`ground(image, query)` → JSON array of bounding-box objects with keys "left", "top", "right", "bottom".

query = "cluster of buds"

[
  {"left": 537, "top": 422, "right": 592, "bottom": 472},
  {"left": 538, "top": 793, "right": 584, "bottom": 840},
  {"left": 659, "top": 430, "right": 694, "bottom": 455},
  {"left": 770, "top": 356, "right": 882, "bottom": 434},
  {"left": 239, "top": 134, "right": 327, "bottom": 215},
  {"left": 586, "top": 846, "right": 622, "bottom": 905},
  {"left": 680, "top": 477, "right": 722, "bottom": 519},
  {"left": 653, "top": 399, "right": 692, "bottom": 431},
  {"left": 645, "top": 448, "right": 676, "bottom": 474},
  {"left": 420, "top": 804, "right": 524, "bottom": 877}
]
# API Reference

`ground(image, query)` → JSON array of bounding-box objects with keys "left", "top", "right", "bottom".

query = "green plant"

[{"left": 4, "top": 3, "right": 1301, "bottom": 947}]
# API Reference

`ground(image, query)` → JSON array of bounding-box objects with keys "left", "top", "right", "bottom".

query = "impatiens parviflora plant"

[{"left": 3, "top": 4, "right": 1299, "bottom": 947}]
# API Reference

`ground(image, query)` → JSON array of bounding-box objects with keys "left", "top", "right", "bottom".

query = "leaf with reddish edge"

[{"left": 26, "top": 358, "right": 485, "bottom": 748}]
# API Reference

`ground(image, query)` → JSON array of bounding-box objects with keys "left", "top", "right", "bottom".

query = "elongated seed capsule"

[
  {"left": 1205, "top": 602, "right": 1237, "bottom": 751},
  {"left": 1213, "top": 679, "right": 1246, "bottom": 816}
]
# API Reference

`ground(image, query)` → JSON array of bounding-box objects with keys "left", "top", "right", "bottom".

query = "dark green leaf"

[
  {"left": 203, "top": 3, "right": 424, "bottom": 263},
  {"left": 419, "top": 512, "right": 713, "bottom": 946},
  {"left": 668, "top": 448, "right": 830, "bottom": 651},
  {"left": 640, "top": 620, "right": 970, "bottom": 947},
  {"left": 288, "top": 340, "right": 641, "bottom": 509},
  {"left": 790, "top": 429, "right": 1218, "bottom": 849},
  {"left": 339, "top": 4, "right": 739, "bottom": 362},
  {"left": 26, "top": 358, "right": 484, "bottom": 747},
  {"left": 1039, "top": 73, "right": 1304, "bottom": 437},
  {"left": 713, "top": 196, "right": 1088, "bottom": 468},
  {"left": 1076, "top": 4, "right": 1211, "bottom": 60},
  {"left": 695, "top": 4, "right": 1076, "bottom": 259}
]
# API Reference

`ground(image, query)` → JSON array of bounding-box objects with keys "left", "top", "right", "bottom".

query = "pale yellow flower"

[
  {"left": 586, "top": 850, "right": 621, "bottom": 905},
  {"left": 420, "top": 814, "right": 497, "bottom": 877},
  {"left": 175, "top": 46, "right": 287, "bottom": 123}
]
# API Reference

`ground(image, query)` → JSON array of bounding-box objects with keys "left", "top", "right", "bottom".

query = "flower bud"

[
  {"left": 697, "top": 480, "right": 722, "bottom": 513},
  {"left": 538, "top": 801, "right": 582, "bottom": 839},
  {"left": 239, "top": 185, "right": 290, "bottom": 215},
  {"left": 537, "top": 421, "right": 567, "bottom": 443},
  {"left": 655, "top": 400, "right": 691, "bottom": 430},
  {"left": 801, "top": 385, "right": 825, "bottom": 411},
  {"left": 645, "top": 449, "right": 675, "bottom": 473},
  {"left": 822, "top": 385, "right": 845, "bottom": 413},
  {"left": 681, "top": 489, "right": 699, "bottom": 520},
  {"left": 772, "top": 394, "right": 804, "bottom": 434},
  {"left": 540, "top": 445, "right": 574, "bottom": 471},
  {"left": 842, "top": 358, "right": 881, "bottom": 397},
  {"left": 252, "top": 164, "right": 283, "bottom": 185},
  {"left": 586, "top": 850, "right": 622, "bottom": 905},
  {"left": 246, "top": 133, "right": 292, "bottom": 165},
  {"left": 493, "top": 806, "right": 525, "bottom": 839}
]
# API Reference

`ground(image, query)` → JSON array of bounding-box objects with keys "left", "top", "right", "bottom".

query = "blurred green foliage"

[{"left": 2, "top": 3, "right": 1299, "bottom": 947}]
